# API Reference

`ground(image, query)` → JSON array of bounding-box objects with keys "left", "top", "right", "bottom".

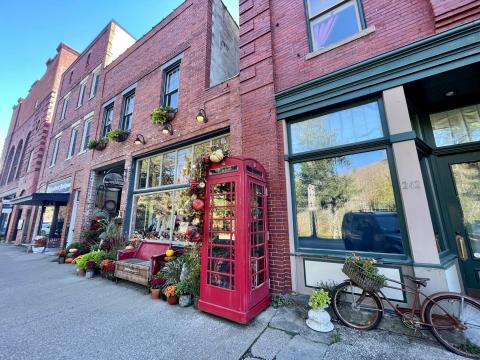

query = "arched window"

[
  {"left": 0, "top": 146, "right": 15, "bottom": 185},
  {"left": 16, "top": 132, "right": 31, "bottom": 179},
  {"left": 7, "top": 140, "right": 23, "bottom": 183}
]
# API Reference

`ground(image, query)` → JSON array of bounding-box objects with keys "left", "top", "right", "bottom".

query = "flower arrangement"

[
  {"left": 150, "top": 275, "right": 165, "bottom": 290},
  {"left": 343, "top": 253, "right": 386, "bottom": 291},
  {"left": 164, "top": 285, "right": 177, "bottom": 298},
  {"left": 87, "top": 138, "right": 107, "bottom": 151},
  {"left": 104, "top": 262, "right": 116, "bottom": 273},
  {"left": 85, "top": 260, "right": 96, "bottom": 270},
  {"left": 100, "top": 259, "right": 112, "bottom": 270},
  {"left": 150, "top": 106, "right": 176, "bottom": 126},
  {"left": 309, "top": 289, "right": 331, "bottom": 310},
  {"left": 106, "top": 129, "right": 130, "bottom": 142}
]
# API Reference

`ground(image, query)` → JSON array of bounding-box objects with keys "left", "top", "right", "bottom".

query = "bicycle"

[{"left": 331, "top": 259, "right": 480, "bottom": 358}]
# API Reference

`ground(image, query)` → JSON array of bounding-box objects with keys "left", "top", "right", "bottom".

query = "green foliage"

[
  {"left": 176, "top": 280, "right": 190, "bottom": 296},
  {"left": 316, "top": 280, "right": 337, "bottom": 299},
  {"left": 87, "top": 138, "right": 107, "bottom": 150},
  {"left": 106, "top": 129, "right": 129, "bottom": 142},
  {"left": 159, "top": 257, "right": 185, "bottom": 286},
  {"left": 181, "top": 246, "right": 201, "bottom": 297},
  {"left": 271, "top": 294, "right": 295, "bottom": 308},
  {"left": 345, "top": 253, "right": 386, "bottom": 286},
  {"left": 75, "top": 251, "right": 108, "bottom": 270},
  {"left": 150, "top": 106, "right": 176, "bottom": 126},
  {"left": 331, "top": 331, "right": 342, "bottom": 344},
  {"left": 308, "top": 289, "right": 331, "bottom": 309}
]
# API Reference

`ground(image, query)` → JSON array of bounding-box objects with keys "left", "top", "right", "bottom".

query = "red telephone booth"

[{"left": 198, "top": 157, "right": 271, "bottom": 324}]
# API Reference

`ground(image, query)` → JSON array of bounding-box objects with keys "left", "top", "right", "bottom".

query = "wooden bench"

[{"left": 115, "top": 241, "right": 171, "bottom": 287}]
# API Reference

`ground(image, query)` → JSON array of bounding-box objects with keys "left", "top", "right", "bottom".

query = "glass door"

[{"left": 437, "top": 152, "right": 480, "bottom": 295}]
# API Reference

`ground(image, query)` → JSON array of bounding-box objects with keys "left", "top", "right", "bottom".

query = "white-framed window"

[
  {"left": 131, "top": 134, "right": 230, "bottom": 244},
  {"left": 121, "top": 91, "right": 135, "bottom": 131},
  {"left": 60, "top": 94, "right": 70, "bottom": 121},
  {"left": 50, "top": 134, "right": 62, "bottom": 167},
  {"left": 77, "top": 77, "right": 88, "bottom": 108},
  {"left": 306, "top": 0, "right": 364, "bottom": 51},
  {"left": 80, "top": 114, "right": 94, "bottom": 152},
  {"left": 90, "top": 66, "right": 101, "bottom": 99},
  {"left": 67, "top": 124, "right": 80, "bottom": 159},
  {"left": 163, "top": 63, "right": 180, "bottom": 109}
]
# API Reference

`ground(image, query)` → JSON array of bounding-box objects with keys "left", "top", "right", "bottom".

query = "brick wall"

[{"left": 0, "top": 44, "right": 78, "bottom": 243}]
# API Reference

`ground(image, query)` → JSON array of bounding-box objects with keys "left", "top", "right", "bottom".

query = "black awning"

[{"left": 9, "top": 193, "right": 70, "bottom": 206}]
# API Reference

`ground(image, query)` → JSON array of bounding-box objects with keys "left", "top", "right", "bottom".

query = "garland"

[{"left": 182, "top": 145, "right": 230, "bottom": 244}]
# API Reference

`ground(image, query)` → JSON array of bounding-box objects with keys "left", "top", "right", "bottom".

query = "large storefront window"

[
  {"left": 289, "top": 101, "right": 405, "bottom": 255},
  {"left": 131, "top": 134, "right": 229, "bottom": 243}
]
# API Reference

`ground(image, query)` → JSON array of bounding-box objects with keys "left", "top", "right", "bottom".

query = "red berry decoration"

[
  {"left": 192, "top": 232, "right": 202, "bottom": 242},
  {"left": 192, "top": 199, "right": 205, "bottom": 211},
  {"left": 202, "top": 154, "right": 211, "bottom": 165},
  {"left": 185, "top": 226, "right": 196, "bottom": 238}
]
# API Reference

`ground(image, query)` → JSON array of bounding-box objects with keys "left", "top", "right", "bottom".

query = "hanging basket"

[{"left": 342, "top": 261, "right": 385, "bottom": 293}]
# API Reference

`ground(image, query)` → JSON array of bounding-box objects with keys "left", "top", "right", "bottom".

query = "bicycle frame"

[{"left": 351, "top": 275, "right": 463, "bottom": 329}]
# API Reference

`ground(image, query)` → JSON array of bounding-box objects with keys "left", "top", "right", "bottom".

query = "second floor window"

[
  {"left": 77, "top": 78, "right": 88, "bottom": 107},
  {"left": 306, "top": 0, "right": 364, "bottom": 52},
  {"left": 81, "top": 117, "right": 93, "bottom": 152},
  {"left": 121, "top": 92, "right": 135, "bottom": 131},
  {"left": 90, "top": 68, "right": 100, "bottom": 98},
  {"left": 60, "top": 96, "right": 69, "bottom": 120},
  {"left": 102, "top": 104, "right": 114, "bottom": 137},
  {"left": 68, "top": 125, "right": 79, "bottom": 159},
  {"left": 50, "top": 135, "right": 61, "bottom": 167},
  {"left": 163, "top": 64, "right": 180, "bottom": 109}
]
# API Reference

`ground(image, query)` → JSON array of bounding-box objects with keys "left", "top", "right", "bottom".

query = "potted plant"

[
  {"left": 150, "top": 275, "right": 165, "bottom": 300},
  {"left": 306, "top": 289, "right": 334, "bottom": 332},
  {"left": 106, "top": 129, "right": 130, "bottom": 143},
  {"left": 176, "top": 280, "right": 192, "bottom": 307},
  {"left": 58, "top": 249, "right": 67, "bottom": 264},
  {"left": 150, "top": 106, "right": 176, "bottom": 126},
  {"left": 87, "top": 138, "right": 108, "bottom": 151},
  {"left": 85, "top": 260, "right": 96, "bottom": 279},
  {"left": 164, "top": 285, "right": 178, "bottom": 305}
]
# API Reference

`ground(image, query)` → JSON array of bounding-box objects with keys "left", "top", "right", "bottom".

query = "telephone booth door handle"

[{"left": 456, "top": 232, "right": 468, "bottom": 261}]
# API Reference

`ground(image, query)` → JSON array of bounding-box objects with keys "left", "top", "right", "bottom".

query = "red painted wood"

[{"left": 199, "top": 157, "right": 271, "bottom": 324}]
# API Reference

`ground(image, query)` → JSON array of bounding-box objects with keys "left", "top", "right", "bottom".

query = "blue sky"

[{"left": 0, "top": 0, "right": 239, "bottom": 154}]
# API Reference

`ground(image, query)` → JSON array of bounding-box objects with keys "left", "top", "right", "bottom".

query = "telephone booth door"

[{"left": 199, "top": 157, "right": 271, "bottom": 324}]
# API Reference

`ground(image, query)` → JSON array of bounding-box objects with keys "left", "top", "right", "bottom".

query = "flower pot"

[
  {"left": 179, "top": 295, "right": 192, "bottom": 307},
  {"left": 117, "top": 132, "right": 129, "bottom": 142},
  {"left": 95, "top": 142, "right": 107, "bottom": 151},
  {"left": 58, "top": 256, "right": 66, "bottom": 264},
  {"left": 151, "top": 288, "right": 161, "bottom": 300},
  {"left": 167, "top": 296, "right": 179, "bottom": 305},
  {"left": 306, "top": 306, "right": 334, "bottom": 333},
  {"left": 86, "top": 270, "right": 95, "bottom": 279}
]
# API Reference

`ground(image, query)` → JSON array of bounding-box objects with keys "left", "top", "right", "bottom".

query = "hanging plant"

[
  {"left": 150, "top": 106, "right": 176, "bottom": 126},
  {"left": 87, "top": 138, "right": 108, "bottom": 151},
  {"left": 106, "top": 129, "right": 130, "bottom": 142}
]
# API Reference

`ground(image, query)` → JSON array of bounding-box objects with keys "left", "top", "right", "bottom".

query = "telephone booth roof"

[{"left": 207, "top": 157, "right": 267, "bottom": 180}]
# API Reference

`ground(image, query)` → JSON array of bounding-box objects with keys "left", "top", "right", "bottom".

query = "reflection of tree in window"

[{"left": 161, "top": 152, "right": 176, "bottom": 185}]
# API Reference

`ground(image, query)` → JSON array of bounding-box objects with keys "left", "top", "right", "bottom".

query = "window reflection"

[
  {"left": 294, "top": 150, "right": 403, "bottom": 254},
  {"left": 161, "top": 151, "right": 176, "bottom": 186},
  {"left": 133, "top": 192, "right": 172, "bottom": 240},
  {"left": 290, "top": 102, "right": 383, "bottom": 154}
]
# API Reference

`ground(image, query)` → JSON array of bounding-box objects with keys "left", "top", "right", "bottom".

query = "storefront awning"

[{"left": 9, "top": 193, "right": 70, "bottom": 206}]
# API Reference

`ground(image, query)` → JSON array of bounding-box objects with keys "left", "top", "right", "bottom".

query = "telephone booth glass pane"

[
  {"left": 250, "top": 182, "right": 266, "bottom": 289},
  {"left": 207, "top": 181, "right": 235, "bottom": 290}
]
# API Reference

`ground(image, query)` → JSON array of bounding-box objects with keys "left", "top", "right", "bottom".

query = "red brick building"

[
  {"left": 0, "top": 44, "right": 78, "bottom": 243},
  {"left": 2, "top": 0, "right": 480, "bottom": 300}
]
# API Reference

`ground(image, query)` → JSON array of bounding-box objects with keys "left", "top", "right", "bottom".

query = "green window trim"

[{"left": 286, "top": 97, "right": 411, "bottom": 260}]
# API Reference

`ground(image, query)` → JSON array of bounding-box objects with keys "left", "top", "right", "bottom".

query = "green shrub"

[
  {"left": 150, "top": 106, "right": 176, "bottom": 126},
  {"left": 106, "top": 129, "right": 129, "bottom": 142},
  {"left": 308, "top": 289, "right": 331, "bottom": 309},
  {"left": 176, "top": 280, "right": 190, "bottom": 296}
]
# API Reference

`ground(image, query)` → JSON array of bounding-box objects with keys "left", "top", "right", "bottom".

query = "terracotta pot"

[
  {"left": 151, "top": 288, "right": 161, "bottom": 300},
  {"left": 167, "top": 296, "right": 179, "bottom": 305}
]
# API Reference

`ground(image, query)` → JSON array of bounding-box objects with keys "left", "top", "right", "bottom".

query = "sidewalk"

[{"left": 0, "top": 244, "right": 464, "bottom": 360}]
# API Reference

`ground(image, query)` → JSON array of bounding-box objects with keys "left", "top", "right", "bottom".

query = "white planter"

[{"left": 306, "top": 306, "right": 334, "bottom": 333}]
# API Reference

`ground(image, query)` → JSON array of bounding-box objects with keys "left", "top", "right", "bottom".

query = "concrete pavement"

[{"left": 0, "top": 245, "right": 464, "bottom": 360}]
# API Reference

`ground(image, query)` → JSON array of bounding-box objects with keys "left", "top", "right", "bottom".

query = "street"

[{"left": 0, "top": 245, "right": 464, "bottom": 360}]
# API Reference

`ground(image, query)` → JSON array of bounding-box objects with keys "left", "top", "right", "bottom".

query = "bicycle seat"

[{"left": 404, "top": 275, "right": 430, "bottom": 287}]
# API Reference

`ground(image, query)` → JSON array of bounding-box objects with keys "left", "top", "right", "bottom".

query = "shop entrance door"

[
  {"left": 437, "top": 152, "right": 480, "bottom": 296},
  {"left": 66, "top": 190, "right": 80, "bottom": 246}
]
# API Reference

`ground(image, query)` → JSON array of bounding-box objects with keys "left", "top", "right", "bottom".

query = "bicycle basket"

[{"left": 342, "top": 261, "right": 385, "bottom": 292}]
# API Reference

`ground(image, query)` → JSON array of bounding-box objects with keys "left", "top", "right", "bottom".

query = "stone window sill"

[{"left": 306, "top": 26, "right": 376, "bottom": 60}]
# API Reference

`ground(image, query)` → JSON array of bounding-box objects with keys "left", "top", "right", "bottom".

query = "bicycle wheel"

[
  {"left": 424, "top": 294, "right": 480, "bottom": 358},
  {"left": 332, "top": 281, "right": 383, "bottom": 330}
]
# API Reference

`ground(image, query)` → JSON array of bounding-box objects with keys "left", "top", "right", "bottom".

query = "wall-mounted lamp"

[
  {"left": 134, "top": 134, "right": 146, "bottom": 145},
  {"left": 196, "top": 109, "right": 208, "bottom": 124},
  {"left": 162, "top": 123, "right": 174, "bottom": 135}
]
